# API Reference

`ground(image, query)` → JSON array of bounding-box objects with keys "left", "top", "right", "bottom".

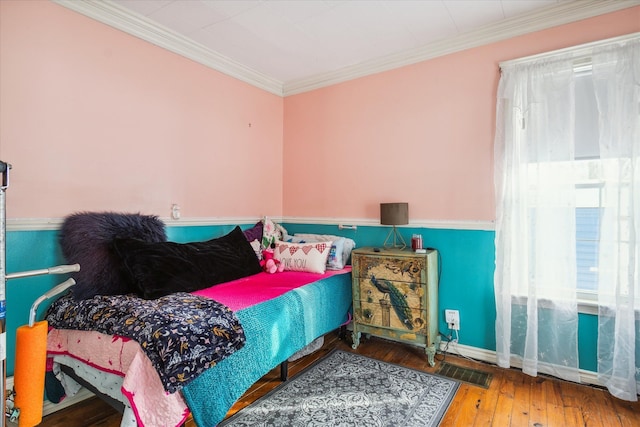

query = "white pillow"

[
  {"left": 284, "top": 235, "right": 345, "bottom": 269},
  {"left": 249, "top": 239, "right": 262, "bottom": 260},
  {"left": 293, "top": 233, "right": 356, "bottom": 269},
  {"left": 325, "top": 237, "right": 346, "bottom": 270},
  {"left": 274, "top": 240, "right": 333, "bottom": 274}
]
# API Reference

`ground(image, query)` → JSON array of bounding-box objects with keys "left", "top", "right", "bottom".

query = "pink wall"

[
  {"left": 1, "top": 1, "right": 638, "bottom": 223},
  {"left": 0, "top": 0, "right": 283, "bottom": 220},
  {"left": 283, "top": 6, "right": 640, "bottom": 223}
]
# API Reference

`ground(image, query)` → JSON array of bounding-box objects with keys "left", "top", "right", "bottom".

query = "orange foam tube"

[{"left": 14, "top": 320, "right": 48, "bottom": 427}]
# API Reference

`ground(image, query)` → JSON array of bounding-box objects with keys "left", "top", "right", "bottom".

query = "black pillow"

[
  {"left": 113, "top": 226, "right": 262, "bottom": 299},
  {"left": 59, "top": 212, "right": 167, "bottom": 300}
]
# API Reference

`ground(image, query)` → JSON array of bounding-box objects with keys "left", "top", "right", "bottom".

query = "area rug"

[{"left": 219, "top": 349, "right": 459, "bottom": 426}]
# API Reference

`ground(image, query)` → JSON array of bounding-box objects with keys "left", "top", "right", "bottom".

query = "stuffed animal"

[{"left": 261, "top": 243, "right": 284, "bottom": 274}]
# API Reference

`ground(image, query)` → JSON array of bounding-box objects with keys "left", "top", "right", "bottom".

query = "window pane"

[
  {"left": 576, "top": 206, "right": 600, "bottom": 292},
  {"left": 574, "top": 68, "right": 601, "bottom": 295},
  {"left": 575, "top": 72, "right": 599, "bottom": 160}
]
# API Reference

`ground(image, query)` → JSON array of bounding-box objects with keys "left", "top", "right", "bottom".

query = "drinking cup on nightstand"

[{"left": 411, "top": 234, "right": 423, "bottom": 251}]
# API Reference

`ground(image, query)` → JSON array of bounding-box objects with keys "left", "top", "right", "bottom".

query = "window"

[
  {"left": 494, "top": 33, "right": 640, "bottom": 400},
  {"left": 573, "top": 66, "right": 635, "bottom": 309}
]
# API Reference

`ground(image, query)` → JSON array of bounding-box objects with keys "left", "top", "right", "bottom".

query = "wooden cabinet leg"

[
  {"left": 426, "top": 345, "right": 436, "bottom": 367},
  {"left": 351, "top": 331, "right": 361, "bottom": 349}
]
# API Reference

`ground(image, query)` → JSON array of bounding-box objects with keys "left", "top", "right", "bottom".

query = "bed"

[{"left": 42, "top": 213, "right": 354, "bottom": 427}]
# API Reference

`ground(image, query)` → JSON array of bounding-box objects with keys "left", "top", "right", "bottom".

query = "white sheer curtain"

[
  {"left": 494, "top": 56, "right": 581, "bottom": 383},
  {"left": 592, "top": 38, "right": 640, "bottom": 401},
  {"left": 495, "top": 34, "right": 640, "bottom": 401}
]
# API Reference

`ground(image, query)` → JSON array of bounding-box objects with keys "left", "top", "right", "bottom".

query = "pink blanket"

[
  {"left": 47, "top": 268, "right": 350, "bottom": 427},
  {"left": 48, "top": 329, "right": 190, "bottom": 427},
  {"left": 193, "top": 269, "right": 350, "bottom": 310}
]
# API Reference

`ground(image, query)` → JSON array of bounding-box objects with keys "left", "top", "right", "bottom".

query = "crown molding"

[
  {"left": 52, "top": 0, "right": 284, "bottom": 96},
  {"left": 53, "top": 0, "right": 638, "bottom": 97},
  {"left": 283, "top": 0, "right": 640, "bottom": 95}
]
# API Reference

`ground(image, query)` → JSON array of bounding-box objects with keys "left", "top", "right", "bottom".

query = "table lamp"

[{"left": 380, "top": 202, "right": 408, "bottom": 249}]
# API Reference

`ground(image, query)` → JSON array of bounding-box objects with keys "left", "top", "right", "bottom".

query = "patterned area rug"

[{"left": 219, "top": 349, "right": 459, "bottom": 427}]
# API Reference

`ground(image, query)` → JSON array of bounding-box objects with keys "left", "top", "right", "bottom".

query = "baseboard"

[
  {"left": 347, "top": 326, "right": 601, "bottom": 387},
  {"left": 440, "top": 341, "right": 602, "bottom": 387},
  {"left": 42, "top": 388, "right": 95, "bottom": 417},
  {"left": 5, "top": 375, "right": 95, "bottom": 418}
]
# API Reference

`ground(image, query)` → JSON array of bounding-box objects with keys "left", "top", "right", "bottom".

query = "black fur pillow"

[
  {"left": 113, "top": 226, "right": 262, "bottom": 300},
  {"left": 59, "top": 212, "right": 167, "bottom": 300}
]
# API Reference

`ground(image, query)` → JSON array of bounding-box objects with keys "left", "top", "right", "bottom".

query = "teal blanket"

[{"left": 181, "top": 272, "right": 352, "bottom": 427}]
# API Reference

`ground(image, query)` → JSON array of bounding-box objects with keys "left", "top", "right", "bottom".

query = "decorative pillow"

[
  {"left": 249, "top": 239, "right": 262, "bottom": 260},
  {"left": 59, "top": 212, "right": 167, "bottom": 300},
  {"left": 284, "top": 235, "right": 306, "bottom": 243},
  {"left": 293, "top": 233, "right": 356, "bottom": 269},
  {"left": 326, "top": 237, "right": 346, "bottom": 270},
  {"left": 273, "top": 240, "right": 333, "bottom": 274},
  {"left": 113, "top": 226, "right": 262, "bottom": 300},
  {"left": 242, "top": 221, "right": 263, "bottom": 242},
  {"left": 261, "top": 217, "right": 282, "bottom": 249}
]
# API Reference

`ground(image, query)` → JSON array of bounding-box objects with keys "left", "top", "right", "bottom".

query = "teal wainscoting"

[
  {"left": 6, "top": 229, "right": 67, "bottom": 376},
  {"left": 578, "top": 312, "right": 598, "bottom": 372},
  {"left": 282, "top": 223, "right": 497, "bottom": 352},
  {"left": 283, "top": 222, "right": 602, "bottom": 373},
  {"left": 165, "top": 224, "right": 240, "bottom": 243},
  {"left": 4, "top": 222, "right": 603, "bottom": 377}
]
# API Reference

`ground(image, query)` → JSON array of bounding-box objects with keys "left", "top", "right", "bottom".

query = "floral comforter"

[{"left": 45, "top": 292, "right": 245, "bottom": 393}]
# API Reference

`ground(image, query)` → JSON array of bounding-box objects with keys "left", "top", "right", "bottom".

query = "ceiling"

[{"left": 56, "top": 0, "right": 638, "bottom": 95}]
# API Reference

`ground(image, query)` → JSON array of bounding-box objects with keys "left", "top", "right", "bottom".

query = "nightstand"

[{"left": 351, "top": 247, "right": 439, "bottom": 366}]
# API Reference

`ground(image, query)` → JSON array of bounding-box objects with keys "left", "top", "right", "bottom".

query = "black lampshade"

[{"left": 380, "top": 203, "right": 409, "bottom": 226}]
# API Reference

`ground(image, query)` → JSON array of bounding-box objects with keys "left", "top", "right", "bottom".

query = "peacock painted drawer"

[{"left": 351, "top": 247, "right": 438, "bottom": 366}]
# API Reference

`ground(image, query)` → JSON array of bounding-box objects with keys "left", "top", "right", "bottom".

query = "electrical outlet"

[
  {"left": 171, "top": 204, "right": 181, "bottom": 220},
  {"left": 445, "top": 309, "right": 460, "bottom": 330}
]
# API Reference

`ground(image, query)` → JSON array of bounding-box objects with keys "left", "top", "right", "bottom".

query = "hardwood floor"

[{"left": 38, "top": 331, "right": 640, "bottom": 427}]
